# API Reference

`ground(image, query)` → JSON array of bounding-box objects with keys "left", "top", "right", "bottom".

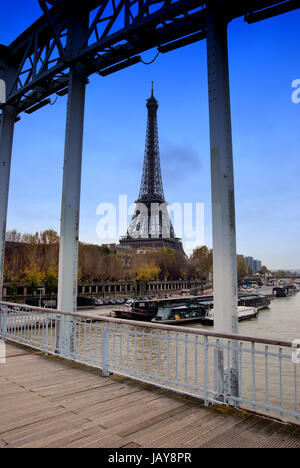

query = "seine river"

[{"left": 197, "top": 289, "right": 300, "bottom": 342}]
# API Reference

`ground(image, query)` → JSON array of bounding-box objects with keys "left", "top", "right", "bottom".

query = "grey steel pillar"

[
  {"left": 57, "top": 6, "right": 88, "bottom": 314},
  {"left": 56, "top": 9, "right": 88, "bottom": 356},
  {"left": 57, "top": 62, "right": 87, "bottom": 313},
  {"left": 206, "top": 3, "right": 239, "bottom": 401},
  {"left": 206, "top": 4, "right": 238, "bottom": 334},
  {"left": 0, "top": 105, "right": 17, "bottom": 301}
]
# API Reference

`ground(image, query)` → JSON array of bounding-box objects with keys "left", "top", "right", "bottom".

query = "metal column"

[
  {"left": 206, "top": 3, "right": 239, "bottom": 401},
  {"left": 57, "top": 5, "right": 89, "bottom": 315},
  {"left": 57, "top": 62, "right": 87, "bottom": 313},
  {"left": 0, "top": 105, "right": 17, "bottom": 301},
  {"left": 206, "top": 5, "right": 238, "bottom": 335}
]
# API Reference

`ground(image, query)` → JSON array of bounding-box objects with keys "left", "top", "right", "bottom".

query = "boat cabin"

[{"left": 153, "top": 303, "right": 207, "bottom": 324}]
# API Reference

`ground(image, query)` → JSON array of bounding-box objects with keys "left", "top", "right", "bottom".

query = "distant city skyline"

[
  {"left": 1, "top": 2, "right": 300, "bottom": 270},
  {"left": 244, "top": 256, "right": 262, "bottom": 272}
]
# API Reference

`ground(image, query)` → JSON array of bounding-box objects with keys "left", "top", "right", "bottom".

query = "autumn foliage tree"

[
  {"left": 237, "top": 256, "right": 248, "bottom": 283},
  {"left": 4, "top": 230, "right": 59, "bottom": 290},
  {"left": 23, "top": 260, "right": 46, "bottom": 293},
  {"left": 134, "top": 262, "right": 161, "bottom": 295},
  {"left": 190, "top": 246, "right": 213, "bottom": 281},
  {"left": 45, "top": 261, "right": 58, "bottom": 294},
  {"left": 4, "top": 230, "right": 212, "bottom": 291}
]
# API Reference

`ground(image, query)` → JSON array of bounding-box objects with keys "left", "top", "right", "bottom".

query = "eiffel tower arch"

[{"left": 120, "top": 85, "right": 185, "bottom": 255}]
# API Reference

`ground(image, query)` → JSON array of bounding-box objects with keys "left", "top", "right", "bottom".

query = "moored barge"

[
  {"left": 238, "top": 294, "right": 270, "bottom": 310},
  {"left": 200, "top": 306, "right": 258, "bottom": 326},
  {"left": 151, "top": 302, "right": 211, "bottom": 324},
  {"left": 115, "top": 293, "right": 270, "bottom": 322},
  {"left": 273, "top": 284, "right": 298, "bottom": 297},
  {"left": 115, "top": 296, "right": 204, "bottom": 321}
]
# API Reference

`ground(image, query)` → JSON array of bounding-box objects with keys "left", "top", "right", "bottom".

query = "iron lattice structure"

[
  {"left": 120, "top": 87, "right": 184, "bottom": 254},
  {"left": 139, "top": 87, "right": 164, "bottom": 203},
  {"left": 1, "top": 1, "right": 297, "bottom": 115}
]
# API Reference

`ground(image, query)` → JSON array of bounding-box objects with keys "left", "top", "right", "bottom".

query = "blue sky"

[{"left": 2, "top": 2, "right": 300, "bottom": 269}]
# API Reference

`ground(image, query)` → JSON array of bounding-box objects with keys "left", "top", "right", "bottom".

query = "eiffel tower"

[{"left": 120, "top": 84, "right": 184, "bottom": 254}]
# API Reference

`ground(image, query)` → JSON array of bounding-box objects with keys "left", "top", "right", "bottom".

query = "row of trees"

[
  {"left": 6, "top": 229, "right": 59, "bottom": 245},
  {"left": 5, "top": 229, "right": 271, "bottom": 293},
  {"left": 272, "top": 270, "right": 299, "bottom": 278},
  {"left": 5, "top": 230, "right": 204, "bottom": 293}
]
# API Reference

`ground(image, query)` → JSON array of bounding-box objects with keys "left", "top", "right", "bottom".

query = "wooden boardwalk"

[{"left": 0, "top": 343, "right": 299, "bottom": 448}]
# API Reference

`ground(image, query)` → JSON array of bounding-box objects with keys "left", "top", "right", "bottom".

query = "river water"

[{"left": 197, "top": 289, "right": 300, "bottom": 342}]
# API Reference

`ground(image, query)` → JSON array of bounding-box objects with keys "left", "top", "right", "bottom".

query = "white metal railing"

[{"left": 0, "top": 301, "right": 299, "bottom": 423}]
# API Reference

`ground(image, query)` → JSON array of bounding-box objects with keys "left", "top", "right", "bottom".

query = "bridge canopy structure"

[
  {"left": 0, "top": 0, "right": 299, "bottom": 391},
  {"left": 0, "top": 0, "right": 299, "bottom": 114}
]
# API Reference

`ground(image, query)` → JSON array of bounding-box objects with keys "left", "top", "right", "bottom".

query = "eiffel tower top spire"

[{"left": 138, "top": 83, "right": 165, "bottom": 203}]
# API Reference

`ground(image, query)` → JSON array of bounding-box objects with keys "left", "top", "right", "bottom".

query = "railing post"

[
  {"left": 214, "top": 338, "right": 225, "bottom": 401},
  {"left": 204, "top": 335, "right": 209, "bottom": 406},
  {"left": 0, "top": 305, "right": 7, "bottom": 342},
  {"left": 206, "top": 0, "right": 239, "bottom": 403},
  {"left": 57, "top": 314, "right": 75, "bottom": 359},
  {"left": 101, "top": 323, "right": 110, "bottom": 376},
  {"left": 45, "top": 316, "right": 49, "bottom": 356}
]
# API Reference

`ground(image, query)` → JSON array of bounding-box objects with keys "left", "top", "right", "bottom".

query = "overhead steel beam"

[
  {"left": 245, "top": 0, "right": 300, "bottom": 23},
  {"left": 98, "top": 56, "right": 142, "bottom": 76},
  {"left": 37, "top": 0, "right": 67, "bottom": 61},
  {"left": 158, "top": 31, "right": 207, "bottom": 53},
  {"left": 1, "top": 0, "right": 298, "bottom": 115},
  {"left": 6, "top": 5, "right": 208, "bottom": 113}
]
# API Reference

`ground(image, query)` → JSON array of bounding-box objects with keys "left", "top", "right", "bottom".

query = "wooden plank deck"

[{"left": 0, "top": 343, "right": 299, "bottom": 448}]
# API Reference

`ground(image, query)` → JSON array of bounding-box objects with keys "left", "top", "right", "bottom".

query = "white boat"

[{"left": 202, "top": 306, "right": 258, "bottom": 326}]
